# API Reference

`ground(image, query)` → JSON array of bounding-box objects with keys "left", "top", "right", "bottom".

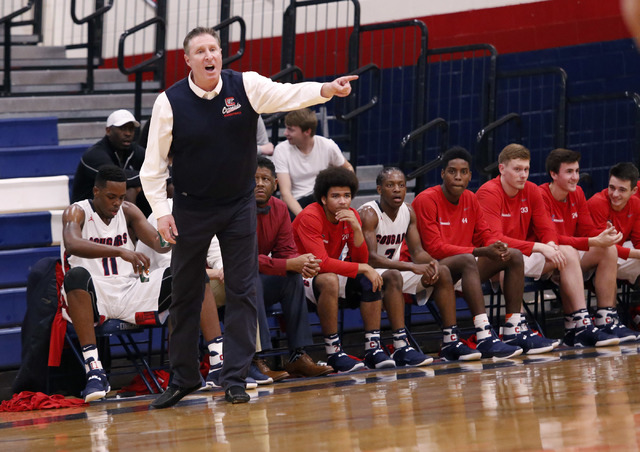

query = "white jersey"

[
  {"left": 357, "top": 200, "right": 432, "bottom": 303},
  {"left": 61, "top": 199, "right": 164, "bottom": 324},
  {"left": 359, "top": 200, "right": 410, "bottom": 263}
]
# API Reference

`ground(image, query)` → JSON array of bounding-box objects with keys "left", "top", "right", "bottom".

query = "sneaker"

[
  {"left": 363, "top": 347, "right": 396, "bottom": 369},
  {"left": 82, "top": 368, "right": 111, "bottom": 403},
  {"left": 476, "top": 327, "right": 523, "bottom": 359},
  {"left": 598, "top": 317, "right": 640, "bottom": 343},
  {"left": 327, "top": 352, "right": 365, "bottom": 373},
  {"left": 439, "top": 340, "right": 482, "bottom": 361},
  {"left": 391, "top": 345, "right": 433, "bottom": 367},
  {"left": 502, "top": 330, "right": 555, "bottom": 355},
  {"left": 565, "top": 324, "right": 621, "bottom": 347},
  {"left": 245, "top": 377, "right": 258, "bottom": 390},
  {"left": 248, "top": 362, "right": 274, "bottom": 385},
  {"left": 203, "top": 363, "right": 222, "bottom": 390}
]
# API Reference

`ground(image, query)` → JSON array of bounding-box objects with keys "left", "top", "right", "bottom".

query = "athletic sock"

[
  {"left": 568, "top": 308, "right": 592, "bottom": 331},
  {"left": 442, "top": 325, "right": 458, "bottom": 344},
  {"left": 595, "top": 307, "right": 617, "bottom": 327},
  {"left": 324, "top": 333, "right": 342, "bottom": 356},
  {"left": 474, "top": 313, "right": 491, "bottom": 340},
  {"left": 364, "top": 330, "right": 381, "bottom": 351},
  {"left": 503, "top": 313, "right": 523, "bottom": 335},
  {"left": 81, "top": 344, "right": 101, "bottom": 373},
  {"left": 206, "top": 336, "right": 224, "bottom": 367},
  {"left": 392, "top": 328, "right": 409, "bottom": 349}
]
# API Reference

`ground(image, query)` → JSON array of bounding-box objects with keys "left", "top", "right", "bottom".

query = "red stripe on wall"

[{"left": 102, "top": 0, "right": 631, "bottom": 89}]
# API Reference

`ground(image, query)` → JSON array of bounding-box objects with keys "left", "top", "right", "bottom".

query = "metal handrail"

[
  {"left": 399, "top": 118, "right": 449, "bottom": 191},
  {"left": 476, "top": 113, "right": 523, "bottom": 177},
  {"left": 117, "top": 17, "right": 166, "bottom": 120},
  {"left": 497, "top": 66, "right": 568, "bottom": 149},
  {"left": 70, "top": 0, "right": 113, "bottom": 25},
  {"left": 213, "top": 16, "right": 246, "bottom": 66},
  {"left": 0, "top": 0, "right": 35, "bottom": 96},
  {"left": 336, "top": 63, "right": 380, "bottom": 121},
  {"left": 70, "top": 0, "right": 114, "bottom": 93}
]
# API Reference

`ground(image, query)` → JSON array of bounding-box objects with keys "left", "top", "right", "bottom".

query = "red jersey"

[
  {"left": 476, "top": 176, "right": 558, "bottom": 256},
  {"left": 411, "top": 185, "right": 500, "bottom": 260},
  {"left": 538, "top": 183, "right": 601, "bottom": 251},
  {"left": 588, "top": 188, "right": 640, "bottom": 259},
  {"left": 636, "top": 181, "right": 640, "bottom": 200},
  {"left": 292, "top": 202, "right": 369, "bottom": 278}
]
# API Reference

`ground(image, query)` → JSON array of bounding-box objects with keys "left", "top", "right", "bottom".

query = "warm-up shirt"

[
  {"left": 141, "top": 71, "right": 330, "bottom": 219},
  {"left": 476, "top": 176, "right": 558, "bottom": 256},
  {"left": 538, "top": 183, "right": 601, "bottom": 251},
  {"left": 588, "top": 188, "right": 640, "bottom": 259},
  {"left": 411, "top": 186, "right": 500, "bottom": 260},
  {"left": 292, "top": 203, "right": 368, "bottom": 278},
  {"left": 258, "top": 196, "right": 299, "bottom": 276}
]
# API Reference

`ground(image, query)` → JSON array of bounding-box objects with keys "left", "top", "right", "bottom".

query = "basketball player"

[{"left": 358, "top": 167, "right": 481, "bottom": 361}]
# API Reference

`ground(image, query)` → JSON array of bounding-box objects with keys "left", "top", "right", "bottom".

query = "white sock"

[
  {"left": 364, "top": 330, "right": 381, "bottom": 351},
  {"left": 81, "top": 344, "right": 101, "bottom": 373},
  {"left": 442, "top": 326, "right": 458, "bottom": 344},
  {"left": 503, "top": 313, "right": 523, "bottom": 336},
  {"left": 595, "top": 307, "right": 616, "bottom": 327},
  {"left": 207, "top": 336, "right": 224, "bottom": 367},
  {"left": 474, "top": 314, "right": 491, "bottom": 340}
]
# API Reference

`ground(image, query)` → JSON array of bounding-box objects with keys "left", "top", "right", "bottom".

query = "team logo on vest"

[{"left": 222, "top": 97, "right": 242, "bottom": 117}]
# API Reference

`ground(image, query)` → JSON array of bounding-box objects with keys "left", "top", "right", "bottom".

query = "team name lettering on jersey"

[
  {"left": 376, "top": 233, "right": 406, "bottom": 245},
  {"left": 89, "top": 233, "right": 128, "bottom": 247}
]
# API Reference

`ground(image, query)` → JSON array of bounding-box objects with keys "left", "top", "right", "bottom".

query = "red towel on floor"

[
  {"left": 0, "top": 391, "right": 86, "bottom": 412},
  {"left": 117, "top": 369, "right": 170, "bottom": 395}
]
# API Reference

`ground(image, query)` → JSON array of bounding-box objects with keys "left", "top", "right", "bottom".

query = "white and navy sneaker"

[
  {"left": 327, "top": 352, "right": 365, "bottom": 373},
  {"left": 439, "top": 340, "right": 482, "bottom": 361},
  {"left": 475, "top": 326, "right": 522, "bottom": 359},
  {"left": 82, "top": 368, "right": 110, "bottom": 403},
  {"left": 391, "top": 345, "right": 433, "bottom": 367},
  {"left": 363, "top": 347, "right": 396, "bottom": 369}
]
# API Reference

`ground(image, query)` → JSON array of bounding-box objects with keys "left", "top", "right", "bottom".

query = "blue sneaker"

[
  {"left": 502, "top": 323, "right": 555, "bottom": 355},
  {"left": 564, "top": 324, "right": 620, "bottom": 348},
  {"left": 327, "top": 352, "right": 365, "bottom": 373},
  {"left": 203, "top": 363, "right": 222, "bottom": 390},
  {"left": 363, "top": 347, "right": 396, "bottom": 369},
  {"left": 475, "top": 327, "right": 523, "bottom": 359},
  {"left": 248, "top": 362, "right": 274, "bottom": 385},
  {"left": 245, "top": 377, "right": 258, "bottom": 390},
  {"left": 82, "top": 368, "right": 110, "bottom": 403},
  {"left": 391, "top": 345, "right": 433, "bottom": 367},
  {"left": 439, "top": 340, "right": 482, "bottom": 361},
  {"left": 597, "top": 314, "right": 640, "bottom": 343}
]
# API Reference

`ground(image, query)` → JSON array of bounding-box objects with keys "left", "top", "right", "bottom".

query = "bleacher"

[{"left": 0, "top": 117, "right": 87, "bottom": 369}]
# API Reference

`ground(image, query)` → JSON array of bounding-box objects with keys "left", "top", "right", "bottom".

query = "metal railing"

[
  {"left": 0, "top": 0, "right": 37, "bottom": 96},
  {"left": 117, "top": 16, "right": 165, "bottom": 120},
  {"left": 70, "top": 0, "right": 113, "bottom": 93}
]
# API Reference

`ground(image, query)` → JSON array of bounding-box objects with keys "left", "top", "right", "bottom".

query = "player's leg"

[
  {"left": 582, "top": 246, "right": 638, "bottom": 342},
  {"left": 439, "top": 254, "right": 522, "bottom": 359},
  {"left": 479, "top": 249, "right": 554, "bottom": 355},
  {"left": 64, "top": 267, "right": 110, "bottom": 402}
]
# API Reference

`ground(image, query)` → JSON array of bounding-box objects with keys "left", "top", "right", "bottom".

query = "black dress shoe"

[
  {"left": 224, "top": 385, "right": 250, "bottom": 404},
  {"left": 150, "top": 383, "right": 201, "bottom": 409}
]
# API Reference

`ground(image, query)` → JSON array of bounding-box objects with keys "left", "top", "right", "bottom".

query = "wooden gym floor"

[{"left": 2, "top": 343, "right": 640, "bottom": 451}]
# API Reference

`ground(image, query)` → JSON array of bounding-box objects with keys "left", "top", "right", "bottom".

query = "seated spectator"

[
  {"left": 293, "top": 166, "right": 414, "bottom": 373},
  {"left": 358, "top": 167, "right": 478, "bottom": 362},
  {"left": 588, "top": 162, "right": 640, "bottom": 288},
  {"left": 412, "top": 148, "right": 534, "bottom": 358},
  {"left": 539, "top": 149, "right": 636, "bottom": 342},
  {"left": 476, "top": 144, "right": 619, "bottom": 348},
  {"left": 255, "top": 156, "right": 336, "bottom": 377},
  {"left": 256, "top": 116, "right": 275, "bottom": 156},
  {"left": 61, "top": 165, "right": 220, "bottom": 403},
  {"left": 71, "top": 109, "right": 152, "bottom": 216},
  {"left": 273, "top": 108, "right": 354, "bottom": 218}
]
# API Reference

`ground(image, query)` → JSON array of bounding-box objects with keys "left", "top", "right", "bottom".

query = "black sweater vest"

[{"left": 166, "top": 70, "right": 258, "bottom": 209}]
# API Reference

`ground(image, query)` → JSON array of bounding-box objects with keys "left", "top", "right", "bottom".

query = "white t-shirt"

[{"left": 273, "top": 135, "right": 346, "bottom": 199}]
